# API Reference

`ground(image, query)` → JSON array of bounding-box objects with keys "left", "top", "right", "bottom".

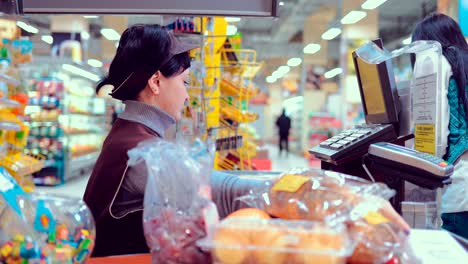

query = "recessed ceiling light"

[
  {"left": 287, "top": 58, "right": 302, "bottom": 67},
  {"left": 341, "top": 11, "right": 367, "bottom": 25},
  {"left": 362, "top": 0, "right": 388, "bottom": 10},
  {"left": 303, "top": 43, "right": 321, "bottom": 54},
  {"left": 100, "top": 28, "right": 121, "bottom": 41},
  {"left": 321, "top": 28, "right": 342, "bottom": 40}
]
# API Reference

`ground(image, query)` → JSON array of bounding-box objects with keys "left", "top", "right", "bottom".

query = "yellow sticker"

[
  {"left": 364, "top": 211, "right": 390, "bottom": 225},
  {"left": 414, "top": 124, "right": 436, "bottom": 155},
  {"left": 272, "top": 174, "right": 309, "bottom": 193}
]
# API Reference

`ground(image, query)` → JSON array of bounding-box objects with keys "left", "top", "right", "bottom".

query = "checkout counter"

[{"left": 310, "top": 39, "right": 453, "bottom": 215}]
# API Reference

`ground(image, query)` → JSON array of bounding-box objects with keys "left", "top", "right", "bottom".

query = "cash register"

[{"left": 309, "top": 39, "right": 400, "bottom": 164}]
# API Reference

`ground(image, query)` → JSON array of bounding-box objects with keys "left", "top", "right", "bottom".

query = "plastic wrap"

[
  {"left": 198, "top": 218, "right": 353, "bottom": 264},
  {"left": 237, "top": 168, "right": 395, "bottom": 223},
  {"left": 127, "top": 139, "right": 219, "bottom": 264},
  {"left": 0, "top": 193, "right": 95, "bottom": 264}
]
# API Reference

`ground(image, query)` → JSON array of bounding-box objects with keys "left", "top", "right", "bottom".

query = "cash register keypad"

[{"left": 319, "top": 128, "right": 374, "bottom": 150}]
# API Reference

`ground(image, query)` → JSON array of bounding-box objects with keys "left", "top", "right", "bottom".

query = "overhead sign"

[{"left": 20, "top": 0, "right": 279, "bottom": 17}]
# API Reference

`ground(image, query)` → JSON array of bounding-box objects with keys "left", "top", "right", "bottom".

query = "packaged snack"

[
  {"left": 0, "top": 168, "right": 95, "bottom": 263},
  {"left": 198, "top": 218, "right": 354, "bottom": 264},
  {"left": 127, "top": 138, "right": 219, "bottom": 264},
  {"left": 238, "top": 168, "right": 395, "bottom": 223}
]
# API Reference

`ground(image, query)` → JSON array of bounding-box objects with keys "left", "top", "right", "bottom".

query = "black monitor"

[{"left": 352, "top": 39, "right": 399, "bottom": 125}]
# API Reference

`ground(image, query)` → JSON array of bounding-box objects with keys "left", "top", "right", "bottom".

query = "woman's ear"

[{"left": 148, "top": 71, "right": 161, "bottom": 95}]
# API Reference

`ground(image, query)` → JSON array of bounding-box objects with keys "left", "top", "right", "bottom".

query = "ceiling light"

[
  {"left": 277, "top": 65, "right": 290, "bottom": 75},
  {"left": 41, "top": 35, "right": 53, "bottom": 45},
  {"left": 272, "top": 70, "right": 282, "bottom": 79},
  {"left": 287, "top": 58, "right": 302, "bottom": 67},
  {"left": 227, "top": 25, "right": 238, "bottom": 36},
  {"left": 303, "top": 43, "right": 321, "bottom": 54},
  {"left": 321, "top": 27, "right": 342, "bottom": 40},
  {"left": 324, "top": 68, "right": 343, "bottom": 79},
  {"left": 100, "top": 28, "right": 121, "bottom": 41},
  {"left": 87, "top": 59, "right": 103, "bottom": 68},
  {"left": 81, "top": 31, "right": 90, "bottom": 40},
  {"left": 225, "top": 17, "right": 241, "bottom": 23},
  {"left": 62, "top": 64, "right": 100, "bottom": 82},
  {"left": 83, "top": 15, "right": 99, "bottom": 19},
  {"left": 279, "top": 1, "right": 285, "bottom": 6},
  {"left": 362, "top": 0, "right": 388, "bottom": 10},
  {"left": 266, "top": 76, "right": 277, "bottom": 83},
  {"left": 16, "top": 21, "right": 38, "bottom": 34},
  {"left": 402, "top": 36, "right": 412, "bottom": 45},
  {"left": 341, "top": 10, "right": 367, "bottom": 24}
]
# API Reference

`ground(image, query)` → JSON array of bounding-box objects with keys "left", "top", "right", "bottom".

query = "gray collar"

[{"left": 118, "top": 100, "right": 175, "bottom": 138}]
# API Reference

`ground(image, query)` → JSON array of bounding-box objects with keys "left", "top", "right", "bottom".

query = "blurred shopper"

[
  {"left": 276, "top": 109, "right": 291, "bottom": 156},
  {"left": 413, "top": 13, "right": 468, "bottom": 239}
]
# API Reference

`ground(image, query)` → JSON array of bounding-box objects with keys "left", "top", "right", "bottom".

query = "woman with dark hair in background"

[{"left": 412, "top": 13, "right": 468, "bottom": 239}]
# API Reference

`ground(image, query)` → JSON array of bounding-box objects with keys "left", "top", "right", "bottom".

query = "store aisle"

[
  {"left": 36, "top": 175, "right": 89, "bottom": 198},
  {"left": 265, "top": 144, "right": 310, "bottom": 171}
]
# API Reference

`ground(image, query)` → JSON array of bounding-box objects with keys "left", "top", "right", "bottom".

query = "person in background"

[
  {"left": 412, "top": 13, "right": 468, "bottom": 239},
  {"left": 276, "top": 108, "right": 291, "bottom": 156}
]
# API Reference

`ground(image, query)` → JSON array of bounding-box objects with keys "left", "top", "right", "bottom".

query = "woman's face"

[{"left": 157, "top": 69, "right": 190, "bottom": 120}]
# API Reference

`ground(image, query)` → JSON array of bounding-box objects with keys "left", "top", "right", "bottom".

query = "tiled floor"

[{"left": 38, "top": 144, "right": 312, "bottom": 198}]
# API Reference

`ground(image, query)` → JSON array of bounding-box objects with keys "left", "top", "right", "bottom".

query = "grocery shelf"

[
  {"left": 0, "top": 73, "right": 20, "bottom": 86},
  {"left": 0, "top": 121, "right": 21, "bottom": 131},
  {"left": 0, "top": 98, "right": 20, "bottom": 108}
]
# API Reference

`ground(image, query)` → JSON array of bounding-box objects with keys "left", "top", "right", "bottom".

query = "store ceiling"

[{"left": 17, "top": 0, "right": 436, "bottom": 75}]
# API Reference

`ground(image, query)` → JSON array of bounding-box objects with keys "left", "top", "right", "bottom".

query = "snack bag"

[
  {"left": 127, "top": 139, "right": 219, "bottom": 264},
  {"left": 0, "top": 168, "right": 96, "bottom": 264},
  {"left": 237, "top": 168, "right": 396, "bottom": 223}
]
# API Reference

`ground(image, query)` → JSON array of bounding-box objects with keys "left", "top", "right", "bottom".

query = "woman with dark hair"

[
  {"left": 412, "top": 13, "right": 468, "bottom": 239},
  {"left": 83, "top": 24, "right": 199, "bottom": 256}
]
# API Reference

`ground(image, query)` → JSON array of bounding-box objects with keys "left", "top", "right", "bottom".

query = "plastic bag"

[
  {"left": 237, "top": 168, "right": 395, "bottom": 223},
  {"left": 127, "top": 138, "right": 219, "bottom": 264},
  {"left": 198, "top": 218, "right": 354, "bottom": 264},
  {"left": 0, "top": 168, "right": 95, "bottom": 264}
]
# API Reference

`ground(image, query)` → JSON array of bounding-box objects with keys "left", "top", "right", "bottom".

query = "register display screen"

[{"left": 357, "top": 57, "right": 387, "bottom": 115}]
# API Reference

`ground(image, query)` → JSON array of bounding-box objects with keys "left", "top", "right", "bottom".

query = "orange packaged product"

[{"left": 199, "top": 218, "right": 353, "bottom": 264}]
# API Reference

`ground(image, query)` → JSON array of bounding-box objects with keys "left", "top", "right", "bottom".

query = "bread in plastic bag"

[
  {"left": 127, "top": 138, "right": 219, "bottom": 264},
  {"left": 237, "top": 168, "right": 395, "bottom": 223},
  {"left": 198, "top": 218, "right": 354, "bottom": 264}
]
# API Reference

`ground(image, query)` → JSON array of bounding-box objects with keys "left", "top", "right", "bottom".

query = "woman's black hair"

[
  {"left": 97, "top": 24, "right": 191, "bottom": 100},
  {"left": 412, "top": 13, "right": 468, "bottom": 119}
]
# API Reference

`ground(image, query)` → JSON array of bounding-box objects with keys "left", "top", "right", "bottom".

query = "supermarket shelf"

[
  {"left": 0, "top": 98, "right": 20, "bottom": 108},
  {"left": 0, "top": 121, "right": 21, "bottom": 131},
  {"left": 64, "top": 130, "right": 107, "bottom": 136},
  {"left": 66, "top": 112, "right": 106, "bottom": 117},
  {"left": 66, "top": 151, "right": 99, "bottom": 180},
  {"left": 0, "top": 73, "right": 20, "bottom": 86},
  {"left": 27, "top": 121, "right": 60, "bottom": 126}
]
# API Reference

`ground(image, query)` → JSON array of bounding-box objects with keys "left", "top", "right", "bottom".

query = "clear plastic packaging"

[
  {"left": 0, "top": 193, "right": 96, "bottom": 264},
  {"left": 346, "top": 219, "right": 406, "bottom": 264},
  {"left": 127, "top": 139, "right": 219, "bottom": 264},
  {"left": 198, "top": 218, "right": 354, "bottom": 264},
  {"left": 237, "top": 168, "right": 395, "bottom": 223}
]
